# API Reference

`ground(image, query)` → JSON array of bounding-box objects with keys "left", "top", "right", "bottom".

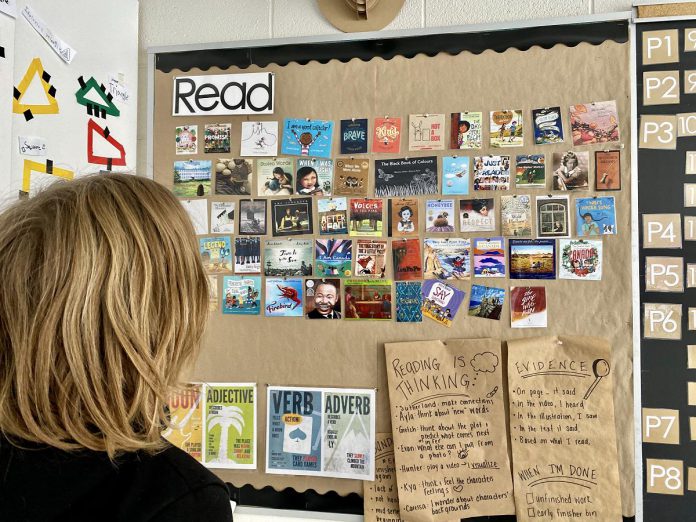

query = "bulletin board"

[{"left": 150, "top": 19, "right": 635, "bottom": 517}]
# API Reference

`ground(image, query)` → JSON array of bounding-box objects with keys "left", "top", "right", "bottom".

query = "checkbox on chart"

[
  {"left": 526, "top": 493, "right": 534, "bottom": 504},
  {"left": 528, "top": 507, "right": 536, "bottom": 517}
]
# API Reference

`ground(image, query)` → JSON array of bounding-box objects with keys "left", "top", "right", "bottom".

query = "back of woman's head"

[{"left": 0, "top": 174, "right": 208, "bottom": 456}]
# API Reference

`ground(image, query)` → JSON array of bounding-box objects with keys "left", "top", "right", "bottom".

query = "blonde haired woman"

[{"left": 0, "top": 175, "right": 232, "bottom": 521}]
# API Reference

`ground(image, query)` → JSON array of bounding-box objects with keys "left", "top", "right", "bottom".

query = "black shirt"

[{"left": 0, "top": 436, "right": 233, "bottom": 521}]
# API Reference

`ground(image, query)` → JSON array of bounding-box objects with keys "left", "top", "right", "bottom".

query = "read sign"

[{"left": 172, "top": 72, "right": 274, "bottom": 116}]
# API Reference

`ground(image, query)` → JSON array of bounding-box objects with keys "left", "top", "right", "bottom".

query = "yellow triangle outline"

[
  {"left": 13, "top": 57, "right": 59, "bottom": 115},
  {"left": 22, "top": 159, "right": 74, "bottom": 194}
]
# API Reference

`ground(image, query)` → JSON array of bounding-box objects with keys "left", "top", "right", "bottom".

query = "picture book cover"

[
  {"left": 257, "top": 158, "right": 294, "bottom": 196},
  {"left": 423, "top": 238, "right": 470, "bottom": 280},
  {"left": 510, "top": 286, "right": 547, "bottom": 328},
  {"left": 509, "top": 239, "right": 556, "bottom": 280},
  {"left": 208, "top": 275, "right": 218, "bottom": 312},
  {"left": 535, "top": 195, "right": 570, "bottom": 239},
  {"left": 163, "top": 385, "right": 203, "bottom": 461},
  {"left": 460, "top": 198, "right": 495, "bottom": 232},
  {"left": 304, "top": 279, "right": 342, "bottom": 319},
  {"left": 490, "top": 109, "right": 523, "bottom": 147},
  {"left": 315, "top": 239, "right": 352, "bottom": 277},
  {"left": 340, "top": 118, "right": 368, "bottom": 154},
  {"left": 355, "top": 239, "right": 388, "bottom": 278},
  {"left": 318, "top": 197, "right": 348, "bottom": 235},
  {"left": 421, "top": 280, "right": 466, "bottom": 327},
  {"left": 271, "top": 198, "right": 313, "bottom": 237},
  {"left": 214, "top": 158, "right": 253, "bottom": 195},
  {"left": 265, "top": 278, "right": 304, "bottom": 317},
  {"left": 473, "top": 237, "right": 505, "bottom": 278},
  {"left": 204, "top": 123, "right": 231, "bottom": 154},
  {"left": 181, "top": 199, "right": 208, "bottom": 235},
  {"left": 558, "top": 239, "right": 602, "bottom": 281},
  {"left": 222, "top": 276, "right": 261, "bottom": 315},
  {"left": 595, "top": 150, "right": 621, "bottom": 191},
  {"left": 570, "top": 100, "right": 620, "bottom": 146},
  {"left": 392, "top": 238, "right": 422, "bottom": 281},
  {"left": 199, "top": 236, "right": 232, "bottom": 273},
  {"left": 372, "top": 117, "right": 401, "bottom": 153},
  {"left": 333, "top": 158, "right": 369, "bottom": 197},
  {"left": 532, "top": 107, "right": 564, "bottom": 144},
  {"left": 500, "top": 194, "right": 532, "bottom": 237},
  {"left": 442, "top": 156, "right": 470, "bottom": 195},
  {"left": 473, "top": 155, "right": 510, "bottom": 191},
  {"left": 408, "top": 113, "right": 445, "bottom": 151},
  {"left": 425, "top": 199, "right": 455, "bottom": 232},
  {"left": 296, "top": 158, "right": 333, "bottom": 196},
  {"left": 234, "top": 237, "right": 260, "bottom": 274},
  {"left": 210, "top": 201, "right": 235, "bottom": 234},
  {"left": 396, "top": 281, "right": 422, "bottom": 323},
  {"left": 374, "top": 157, "right": 438, "bottom": 197},
  {"left": 450, "top": 112, "right": 482, "bottom": 149},
  {"left": 468, "top": 285, "right": 505, "bottom": 320},
  {"left": 264, "top": 238, "right": 313, "bottom": 276},
  {"left": 281, "top": 118, "right": 334, "bottom": 158},
  {"left": 552, "top": 151, "right": 589, "bottom": 190},
  {"left": 515, "top": 154, "right": 545, "bottom": 189},
  {"left": 389, "top": 197, "right": 419, "bottom": 238},
  {"left": 173, "top": 160, "right": 212, "bottom": 197},
  {"left": 344, "top": 280, "right": 392, "bottom": 320},
  {"left": 349, "top": 198, "right": 383, "bottom": 237},
  {"left": 175, "top": 125, "right": 197, "bottom": 155},
  {"left": 238, "top": 199, "right": 267, "bottom": 235},
  {"left": 240, "top": 121, "right": 279, "bottom": 157},
  {"left": 576, "top": 196, "right": 617, "bottom": 236}
]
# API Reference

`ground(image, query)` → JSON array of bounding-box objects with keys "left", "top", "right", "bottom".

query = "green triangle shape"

[{"left": 75, "top": 76, "right": 120, "bottom": 117}]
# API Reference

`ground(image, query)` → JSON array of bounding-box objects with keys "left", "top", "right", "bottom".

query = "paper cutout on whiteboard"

[
  {"left": 0, "top": 46, "right": 5, "bottom": 58},
  {"left": 76, "top": 76, "right": 120, "bottom": 119},
  {"left": 21, "top": 5, "right": 75, "bottom": 64},
  {"left": 21, "top": 159, "right": 74, "bottom": 197},
  {"left": 13, "top": 57, "right": 59, "bottom": 121},
  {"left": 87, "top": 119, "right": 126, "bottom": 169},
  {"left": 0, "top": 0, "right": 17, "bottom": 19}
]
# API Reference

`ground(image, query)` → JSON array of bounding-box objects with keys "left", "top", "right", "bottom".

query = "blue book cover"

[
  {"left": 396, "top": 281, "right": 422, "bottom": 323},
  {"left": 281, "top": 119, "right": 334, "bottom": 158},
  {"left": 222, "top": 276, "right": 261, "bottom": 315},
  {"left": 532, "top": 107, "right": 564, "bottom": 144},
  {"left": 265, "top": 278, "right": 304, "bottom": 317},
  {"left": 442, "top": 156, "right": 470, "bottom": 195},
  {"left": 468, "top": 285, "right": 505, "bottom": 320},
  {"left": 315, "top": 239, "right": 352, "bottom": 277},
  {"left": 575, "top": 196, "right": 616, "bottom": 236},
  {"left": 340, "top": 119, "right": 368, "bottom": 154}
]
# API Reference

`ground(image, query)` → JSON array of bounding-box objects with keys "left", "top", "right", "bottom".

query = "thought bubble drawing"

[{"left": 471, "top": 352, "right": 499, "bottom": 373}]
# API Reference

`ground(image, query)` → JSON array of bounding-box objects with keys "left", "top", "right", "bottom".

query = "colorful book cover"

[
  {"left": 450, "top": 112, "right": 482, "bottom": 149},
  {"left": 375, "top": 157, "right": 438, "bottom": 197},
  {"left": 208, "top": 275, "right": 218, "bottom": 312},
  {"left": 570, "top": 101, "right": 620, "bottom": 146},
  {"left": 535, "top": 195, "right": 570, "bottom": 239},
  {"left": 468, "top": 285, "right": 505, "bottom": 320},
  {"left": 442, "top": 156, "right": 470, "bottom": 195},
  {"left": 408, "top": 114, "right": 445, "bottom": 151},
  {"left": 315, "top": 239, "right": 352, "bottom": 277},
  {"left": 372, "top": 117, "right": 401, "bottom": 153},
  {"left": 175, "top": 125, "right": 197, "bottom": 155},
  {"left": 349, "top": 198, "right": 383, "bottom": 237},
  {"left": 204, "top": 123, "right": 231, "bottom": 153},
  {"left": 532, "top": 107, "right": 564, "bottom": 144},
  {"left": 296, "top": 158, "right": 333, "bottom": 196},
  {"left": 595, "top": 150, "right": 621, "bottom": 190},
  {"left": 576, "top": 196, "right": 617, "bottom": 236},
  {"left": 558, "top": 239, "right": 602, "bottom": 281},
  {"left": 552, "top": 151, "right": 589, "bottom": 190},
  {"left": 333, "top": 158, "right": 369, "bottom": 197},
  {"left": 355, "top": 239, "right": 388, "bottom": 278},
  {"left": 395, "top": 281, "right": 422, "bottom": 323},
  {"left": 199, "top": 236, "right": 232, "bottom": 273},
  {"left": 180, "top": 199, "right": 208, "bottom": 235},
  {"left": 459, "top": 198, "right": 495, "bottom": 232},
  {"left": 509, "top": 239, "right": 556, "bottom": 280},
  {"left": 515, "top": 154, "right": 545, "bottom": 189},
  {"left": 344, "top": 279, "right": 392, "bottom": 320},
  {"left": 163, "top": 385, "right": 203, "bottom": 461},
  {"left": 510, "top": 286, "right": 547, "bottom": 328},
  {"left": 318, "top": 197, "right": 348, "bottom": 235},
  {"left": 204, "top": 383, "right": 256, "bottom": 469},
  {"left": 389, "top": 198, "right": 419, "bottom": 238},
  {"left": 173, "top": 160, "right": 212, "bottom": 197},
  {"left": 392, "top": 238, "right": 422, "bottom": 281},
  {"left": 210, "top": 201, "right": 235, "bottom": 234},
  {"left": 425, "top": 199, "right": 455, "bottom": 232},
  {"left": 264, "top": 239, "right": 313, "bottom": 276},
  {"left": 271, "top": 198, "right": 313, "bottom": 237},
  {"left": 238, "top": 199, "right": 267, "bottom": 235},
  {"left": 281, "top": 118, "right": 334, "bottom": 158},
  {"left": 473, "top": 237, "right": 505, "bottom": 278},
  {"left": 240, "top": 121, "right": 279, "bottom": 157},
  {"left": 304, "top": 279, "right": 342, "bottom": 319},
  {"left": 490, "top": 109, "right": 523, "bottom": 147},
  {"left": 257, "top": 158, "right": 294, "bottom": 196},
  {"left": 234, "top": 237, "right": 260, "bottom": 274},
  {"left": 214, "top": 158, "right": 253, "bottom": 195},
  {"left": 265, "top": 278, "right": 304, "bottom": 317},
  {"left": 340, "top": 118, "right": 368, "bottom": 154},
  {"left": 423, "top": 238, "right": 470, "bottom": 280},
  {"left": 421, "top": 280, "right": 466, "bottom": 327},
  {"left": 501, "top": 194, "right": 532, "bottom": 237},
  {"left": 222, "top": 276, "right": 261, "bottom": 315},
  {"left": 473, "top": 155, "right": 510, "bottom": 191}
]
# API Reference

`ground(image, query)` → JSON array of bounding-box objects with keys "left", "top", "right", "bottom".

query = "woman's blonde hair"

[{"left": 0, "top": 174, "right": 208, "bottom": 457}]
